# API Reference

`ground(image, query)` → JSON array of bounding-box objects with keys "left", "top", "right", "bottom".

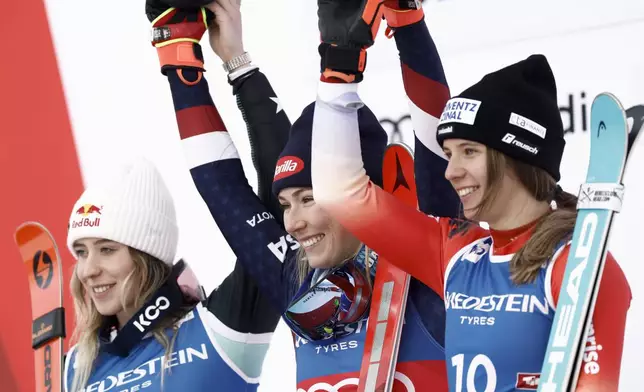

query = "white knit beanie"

[{"left": 66, "top": 157, "right": 179, "bottom": 265}]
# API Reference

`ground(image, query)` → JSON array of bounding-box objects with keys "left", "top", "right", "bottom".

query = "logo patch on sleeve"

[{"left": 516, "top": 373, "right": 540, "bottom": 390}]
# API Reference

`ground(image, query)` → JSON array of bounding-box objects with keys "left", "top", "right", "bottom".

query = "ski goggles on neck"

[
  {"left": 175, "top": 259, "right": 206, "bottom": 303},
  {"left": 283, "top": 258, "right": 372, "bottom": 342}
]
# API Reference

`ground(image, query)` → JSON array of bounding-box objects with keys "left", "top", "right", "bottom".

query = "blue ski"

[{"left": 538, "top": 92, "right": 637, "bottom": 391}]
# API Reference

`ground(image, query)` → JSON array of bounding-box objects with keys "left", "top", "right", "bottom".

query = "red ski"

[
  {"left": 359, "top": 142, "right": 417, "bottom": 392},
  {"left": 15, "top": 222, "right": 66, "bottom": 392}
]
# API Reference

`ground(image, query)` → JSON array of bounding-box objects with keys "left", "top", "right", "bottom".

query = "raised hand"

[
  {"left": 205, "top": 0, "right": 245, "bottom": 63},
  {"left": 317, "top": 0, "right": 386, "bottom": 83},
  {"left": 146, "top": 0, "right": 213, "bottom": 76}
]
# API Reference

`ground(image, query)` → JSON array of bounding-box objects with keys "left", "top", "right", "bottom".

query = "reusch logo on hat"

[
  {"left": 501, "top": 133, "right": 540, "bottom": 155},
  {"left": 274, "top": 156, "right": 304, "bottom": 181}
]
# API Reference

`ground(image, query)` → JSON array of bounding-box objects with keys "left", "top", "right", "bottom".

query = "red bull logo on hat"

[
  {"left": 71, "top": 203, "right": 102, "bottom": 229},
  {"left": 274, "top": 156, "right": 304, "bottom": 181},
  {"left": 76, "top": 204, "right": 102, "bottom": 216}
]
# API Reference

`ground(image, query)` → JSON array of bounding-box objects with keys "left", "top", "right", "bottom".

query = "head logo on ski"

[{"left": 597, "top": 121, "right": 606, "bottom": 137}]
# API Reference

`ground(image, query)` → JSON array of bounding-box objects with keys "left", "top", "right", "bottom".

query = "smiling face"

[
  {"left": 443, "top": 138, "right": 518, "bottom": 224},
  {"left": 279, "top": 187, "right": 361, "bottom": 269},
  {"left": 73, "top": 238, "right": 136, "bottom": 324},
  {"left": 443, "top": 139, "right": 489, "bottom": 220}
]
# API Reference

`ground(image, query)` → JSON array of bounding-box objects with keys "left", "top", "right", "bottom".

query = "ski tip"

[
  {"left": 592, "top": 92, "right": 627, "bottom": 113},
  {"left": 627, "top": 109, "right": 644, "bottom": 156},
  {"left": 14, "top": 221, "right": 48, "bottom": 245},
  {"left": 384, "top": 142, "right": 413, "bottom": 156}
]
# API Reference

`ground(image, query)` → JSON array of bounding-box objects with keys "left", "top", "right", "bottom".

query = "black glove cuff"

[
  {"left": 230, "top": 67, "right": 260, "bottom": 90},
  {"left": 319, "top": 43, "right": 366, "bottom": 76}
]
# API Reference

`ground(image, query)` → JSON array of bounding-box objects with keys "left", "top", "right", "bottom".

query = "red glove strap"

[
  {"left": 156, "top": 41, "right": 204, "bottom": 71},
  {"left": 321, "top": 70, "right": 359, "bottom": 83},
  {"left": 383, "top": 7, "right": 424, "bottom": 28}
]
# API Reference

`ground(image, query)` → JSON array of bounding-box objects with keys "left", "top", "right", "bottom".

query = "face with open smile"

[
  {"left": 279, "top": 187, "right": 361, "bottom": 269},
  {"left": 73, "top": 238, "right": 136, "bottom": 322},
  {"left": 443, "top": 138, "right": 541, "bottom": 229},
  {"left": 443, "top": 139, "right": 490, "bottom": 220}
]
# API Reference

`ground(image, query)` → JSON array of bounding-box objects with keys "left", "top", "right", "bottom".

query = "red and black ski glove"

[
  {"left": 317, "top": 0, "right": 386, "bottom": 83},
  {"left": 382, "top": 0, "right": 424, "bottom": 36},
  {"left": 146, "top": 0, "right": 214, "bottom": 81}
]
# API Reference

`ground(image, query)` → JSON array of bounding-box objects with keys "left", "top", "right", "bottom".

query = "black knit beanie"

[
  {"left": 436, "top": 54, "right": 566, "bottom": 181},
  {"left": 272, "top": 101, "right": 387, "bottom": 196}
]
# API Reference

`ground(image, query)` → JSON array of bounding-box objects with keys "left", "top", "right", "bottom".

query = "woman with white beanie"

[
  {"left": 63, "top": 157, "right": 279, "bottom": 392},
  {"left": 61, "top": 1, "right": 294, "bottom": 390}
]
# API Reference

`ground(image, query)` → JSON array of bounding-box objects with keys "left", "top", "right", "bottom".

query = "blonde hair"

[
  {"left": 295, "top": 247, "right": 311, "bottom": 285},
  {"left": 474, "top": 148, "right": 577, "bottom": 285},
  {"left": 69, "top": 248, "right": 189, "bottom": 392}
]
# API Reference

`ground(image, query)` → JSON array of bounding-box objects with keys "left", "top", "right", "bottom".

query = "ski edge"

[
  {"left": 359, "top": 141, "right": 416, "bottom": 392},
  {"left": 15, "top": 221, "right": 67, "bottom": 392},
  {"left": 538, "top": 92, "right": 630, "bottom": 392}
]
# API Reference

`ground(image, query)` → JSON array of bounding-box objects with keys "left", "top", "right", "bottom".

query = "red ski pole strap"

[{"left": 31, "top": 307, "right": 66, "bottom": 350}]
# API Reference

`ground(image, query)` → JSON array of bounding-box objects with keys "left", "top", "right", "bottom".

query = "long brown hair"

[
  {"left": 474, "top": 148, "right": 578, "bottom": 285},
  {"left": 69, "top": 248, "right": 191, "bottom": 391}
]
